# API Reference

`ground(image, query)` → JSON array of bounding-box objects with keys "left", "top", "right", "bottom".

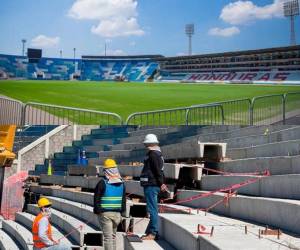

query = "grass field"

[{"left": 0, "top": 80, "right": 300, "bottom": 120}]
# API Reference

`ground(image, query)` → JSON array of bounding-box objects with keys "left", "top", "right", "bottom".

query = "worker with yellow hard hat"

[
  {"left": 94, "top": 159, "right": 126, "bottom": 250},
  {"left": 32, "top": 197, "right": 71, "bottom": 250}
]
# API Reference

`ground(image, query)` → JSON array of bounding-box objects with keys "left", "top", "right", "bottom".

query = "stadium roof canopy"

[
  {"left": 157, "top": 45, "right": 300, "bottom": 61},
  {"left": 82, "top": 55, "right": 164, "bottom": 60}
]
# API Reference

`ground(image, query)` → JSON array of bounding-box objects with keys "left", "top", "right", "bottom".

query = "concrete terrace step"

[
  {"left": 227, "top": 139, "right": 300, "bottom": 159},
  {"left": 224, "top": 126, "right": 300, "bottom": 149},
  {"left": 217, "top": 155, "right": 300, "bottom": 175},
  {"left": 15, "top": 212, "right": 76, "bottom": 247},
  {"left": 27, "top": 204, "right": 103, "bottom": 248},
  {"left": 0, "top": 229, "right": 20, "bottom": 250},
  {"left": 200, "top": 174, "right": 300, "bottom": 200},
  {"left": 175, "top": 190, "right": 300, "bottom": 235},
  {"left": 181, "top": 125, "right": 296, "bottom": 145},
  {"left": 158, "top": 213, "right": 299, "bottom": 250},
  {"left": 2, "top": 219, "right": 33, "bottom": 250},
  {"left": 124, "top": 237, "right": 176, "bottom": 250}
]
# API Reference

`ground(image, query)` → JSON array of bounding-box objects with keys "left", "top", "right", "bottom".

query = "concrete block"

[
  {"left": 15, "top": 212, "right": 74, "bottom": 247},
  {"left": 27, "top": 204, "right": 102, "bottom": 247},
  {"left": 111, "top": 143, "right": 145, "bottom": 151},
  {"left": 200, "top": 174, "right": 300, "bottom": 199},
  {"left": 218, "top": 156, "right": 296, "bottom": 175},
  {"left": 98, "top": 150, "right": 132, "bottom": 158},
  {"left": 40, "top": 174, "right": 65, "bottom": 185},
  {"left": 0, "top": 229, "right": 20, "bottom": 250},
  {"left": 2, "top": 220, "right": 33, "bottom": 250},
  {"left": 68, "top": 165, "right": 99, "bottom": 176},
  {"left": 176, "top": 190, "right": 300, "bottom": 235},
  {"left": 124, "top": 236, "right": 176, "bottom": 250},
  {"left": 227, "top": 140, "right": 300, "bottom": 160}
]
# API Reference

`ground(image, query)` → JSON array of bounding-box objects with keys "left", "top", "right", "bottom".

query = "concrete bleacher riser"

[
  {"left": 176, "top": 190, "right": 300, "bottom": 235},
  {"left": 218, "top": 155, "right": 300, "bottom": 175},
  {"left": 27, "top": 204, "right": 103, "bottom": 248},
  {"left": 200, "top": 175, "right": 300, "bottom": 199},
  {"left": 0, "top": 229, "right": 20, "bottom": 250},
  {"left": 224, "top": 126, "right": 300, "bottom": 149},
  {"left": 227, "top": 139, "right": 300, "bottom": 159},
  {"left": 2, "top": 220, "right": 33, "bottom": 250},
  {"left": 15, "top": 212, "right": 75, "bottom": 247},
  {"left": 158, "top": 213, "right": 283, "bottom": 250}
]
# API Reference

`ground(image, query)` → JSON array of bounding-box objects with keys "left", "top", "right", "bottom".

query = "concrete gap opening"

[
  {"left": 203, "top": 145, "right": 223, "bottom": 162},
  {"left": 129, "top": 203, "right": 147, "bottom": 217},
  {"left": 83, "top": 232, "right": 103, "bottom": 246}
]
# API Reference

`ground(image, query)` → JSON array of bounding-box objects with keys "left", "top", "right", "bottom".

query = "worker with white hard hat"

[{"left": 140, "top": 134, "right": 167, "bottom": 240}]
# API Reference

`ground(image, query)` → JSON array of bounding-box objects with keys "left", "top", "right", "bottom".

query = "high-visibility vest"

[
  {"left": 100, "top": 180, "right": 124, "bottom": 212},
  {"left": 32, "top": 213, "right": 53, "bottom": 248}
]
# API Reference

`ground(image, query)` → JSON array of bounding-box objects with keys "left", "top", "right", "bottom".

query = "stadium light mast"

[
  {"left": 185, "top": 24, "right": 194, "bottom": 56},
  {"left": 284, "top": 0, "right": 299, "bottom": 46},
  {"left": 60, "top": 50, "right": 62, "bottom": 58},
  {"left": 73, "top": 48, "right": 76, "bottom": 60},
  {"left": 21, "top": 39, "right": 26, "bottom": 56}
]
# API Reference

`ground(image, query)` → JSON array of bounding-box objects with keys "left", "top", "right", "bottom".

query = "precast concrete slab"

[
  {"left": 162, "top": 140, "right": 227, "bottom": 161},
  {"left": 68, "top": 165, "right": 100, "bottom": 176},
  {"left": 0, "top": 229, "right": 20, "bottom": 250},
  {"left": 217, "top": 155, "right": 300, "bottom": 175},
  {"left": 15, "top": 212, "right": 76, "bottom": 247},
  {"left": 200, "top": 174, "right": 300, "bottom": 199},
  {"left": 224, "top": 126, "right": 300, "bottom": 149},
  {"left": 98, "top": 150, "right": 132, "bottom": 158},
  {"left": 39, "top": 175, "right": 100, "bottom": 189},
  {"left": 227, "top": 139, "right": 300, "bottom": 160},
  {"left": 110, "top": 143, "right": 145, "bottom": 151},
  {"left": 158, "top": 212, "right": 300, "bottom": 250},
  {"left": 124, "top": 236, "right": 176, "bottom": 250},
  {"left": 125, "top": 181, "right": 144, "bottom": 197},
  {"left": 27, "top": 204, "right": 102, "bottom": 247},
  {"left": 176, "top": 190, "right": 300, "bottom": 235},
  {"left": 2, "top": 220, "right": 33, "bottom": 250}
]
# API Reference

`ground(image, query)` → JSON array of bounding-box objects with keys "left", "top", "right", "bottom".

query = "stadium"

[{"left": 1, "top": 0, "right": 300, "bottom": 250}]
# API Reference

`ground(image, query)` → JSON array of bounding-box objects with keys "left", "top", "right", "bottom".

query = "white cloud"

[
  {"left": 220, "top": 0, "right": 286, "bottom": 25},
  {"left": 129, "top": 41, "right": 136, "bottom": 46},
  {"left": 31, "top": 35, "right": 60, "bottom": 48},
  {"left": 176, "top": 52, "right": 187, "bottom": 56},
  {"left": 208, "top": 26, "right": 240, "bottom": 37},
  {"left": 91, "top": 17, "right": 144, "bottom": 37},
  {"left": 68, "top": 0, "right": 144, "bottom": 38}
]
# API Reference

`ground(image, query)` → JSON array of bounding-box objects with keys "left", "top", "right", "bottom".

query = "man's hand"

[{"left": 160, "top": 184, "right": 168, "bottom": 192}]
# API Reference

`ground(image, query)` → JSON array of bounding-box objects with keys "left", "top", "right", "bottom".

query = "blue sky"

[{"left": 0, "top": 0, "right": 298, "bottom": 58}]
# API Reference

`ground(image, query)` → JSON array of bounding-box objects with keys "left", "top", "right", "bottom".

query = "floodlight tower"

[
  {"left": 284, "top": 0, "right": 299, "bottom": 46},
  {"left": 185, "top": 24, "right": 194, "bottom": 56},
  {"left": 21, "top": 39, "right": 26, "bottom": 56}
]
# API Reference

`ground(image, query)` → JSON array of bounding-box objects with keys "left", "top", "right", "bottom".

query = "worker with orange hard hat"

[{"left": 32, "top": 197, "right": 71, "bottom": 250}]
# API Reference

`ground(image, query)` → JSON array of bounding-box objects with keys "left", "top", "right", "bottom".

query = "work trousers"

[
  {"left": 144, "top": 185, "right": 160, "bottom": 236},
  {"left": 98, "top": 211, "right": 122, "bottom": 250}
]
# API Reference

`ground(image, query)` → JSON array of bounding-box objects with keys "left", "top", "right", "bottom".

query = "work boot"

[{"left": 141, "top": 233, "right": 156, "bottom": 240}]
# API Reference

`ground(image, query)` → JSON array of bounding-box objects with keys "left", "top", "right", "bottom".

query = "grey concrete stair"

[
  {"left": 227, "top": 139, "right": 300, "bottom": 160},
  {"left": 0, "top": 229, "right": 20, "bottom": 250},
  {"left": 217, "top": 155, "right": 300, "bottom": 175},
  {"left": 158, "top": 213, "right": 296, "bottom": 250},
  {"left": 27, "top": 204, "right": 103, "bottom": 248},
  {"left": 124, "top": 237, "right": 176, "bottom": 250},
  {"left": 200, "top": 174, "right": 300, "bottom": 199},
  {"left": 15, "top": 212, "right": 76, "bottom": 247},
  {"left": 2, "top": 220, "right": 33, "bottom": 250},
  {"left": 175, "top": 190, "right": 300, "bottom": 235}
]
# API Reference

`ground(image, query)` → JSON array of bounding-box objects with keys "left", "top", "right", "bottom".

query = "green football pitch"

[{"left": 0, "top": 80, "right": 299, "bottom": 119}]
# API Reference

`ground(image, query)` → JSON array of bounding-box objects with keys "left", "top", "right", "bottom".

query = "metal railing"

[
  {"left": 0, "top": 96, "right": 23, "bottom": 125},
  {"left": 251, "top": 94, "right": 285, "bottom": 125},
  {"left": 1, "top": 92, "right": 300, "bottom": 126},
  {"left": 22, "top": 102, "right": 123, "bottom": 125}
]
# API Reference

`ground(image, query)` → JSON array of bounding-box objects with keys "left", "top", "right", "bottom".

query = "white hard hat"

[{"left": 143, "top": 134, "right": 159, "bottom": 144}]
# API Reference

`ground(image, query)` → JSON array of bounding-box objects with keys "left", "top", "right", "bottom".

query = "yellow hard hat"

[
  {"left": 104, "top": 159, "right": 117, "bottom": 169},
  {"left": 38, "top": 197, "right": 52, "bottom": 208}
]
